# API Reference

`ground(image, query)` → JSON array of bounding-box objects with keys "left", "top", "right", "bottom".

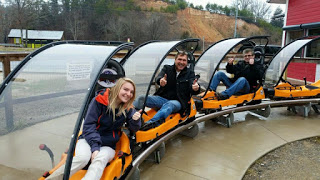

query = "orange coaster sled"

[
  {"left": 39, "top": 133, "right": 132, "bottom": 180},
  {"left": 135, "top": 98, "right": 197, "bottom": 143}
]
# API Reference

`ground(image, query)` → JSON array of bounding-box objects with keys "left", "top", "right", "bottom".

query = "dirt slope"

[
  {"left": 135, "top": 0, "right": 264, "bottom": 43},
  {"left": 135, "top": 0, "right": 169, "bottom": 9},
  {"left": 178, "top": 8, "right": 263, "bottom": 42}
]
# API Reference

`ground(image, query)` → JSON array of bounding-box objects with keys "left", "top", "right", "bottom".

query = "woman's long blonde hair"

[{"left": 108, "top": 77, "right": 136, "bottom": 120}]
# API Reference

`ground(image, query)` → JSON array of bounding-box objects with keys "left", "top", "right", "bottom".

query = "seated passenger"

[
  {"left": 209, "top": 48, "right": 264, "bottom": 100},
  {"left": 134, "top": 51, "right": 200, "bottom": 130},
  {"left": 46, "top": 78, "right": 141, "bottom": 180}
]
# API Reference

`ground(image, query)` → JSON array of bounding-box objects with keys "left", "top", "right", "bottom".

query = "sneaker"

[
  {"left": 140, "top": 118, "right": 165, "bottom": 131},
  {"left": 140, "top": 121, "right": 155, "bottom": 131},
  {"left": 216, "top": 92, "right": 229, "bottom": 100}
]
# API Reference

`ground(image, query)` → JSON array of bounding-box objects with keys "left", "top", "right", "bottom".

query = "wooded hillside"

[{"left": 0, "top": 0, "right": 283, "bottom": 47}]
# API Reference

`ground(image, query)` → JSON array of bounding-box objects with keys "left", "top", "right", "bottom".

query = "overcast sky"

[
  {"left": 187, "top": 0, "right": 233, "bottom": 7},
  {"left": 186, "top": 0, "right": 286, "bottom": 14},
  {"left": 0, "top": 0, "right": 286, "bottom": 15}
]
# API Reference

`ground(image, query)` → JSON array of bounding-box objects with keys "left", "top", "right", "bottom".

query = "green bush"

[
  {"left": 181, "top": 31, "right": 191, "bottom": 39},
  {"left": 176, "top": 0, "right": 187, "bottom": 9},
  {"left": 164, "top": 5, "right": 178, "bottom": 13}
]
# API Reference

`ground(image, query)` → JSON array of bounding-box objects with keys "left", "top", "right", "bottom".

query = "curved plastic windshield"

[
  {"left": 264, "top": 39, "right": 312, "bottom": 86},
  {"left": 0, "top": 43, "right": 118, "bottom": 179},
  {"left": 195, "top": 38, "right": 245, "bottom": 89},
  {"left": 123, "top": 41, "right": 180, "bottom": 97}
]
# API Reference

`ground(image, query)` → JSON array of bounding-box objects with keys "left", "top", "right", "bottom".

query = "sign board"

[{"left": 67, "top": 63, "right": 92, "bottom": 81}]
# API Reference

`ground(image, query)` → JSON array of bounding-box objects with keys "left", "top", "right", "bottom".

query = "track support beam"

[{"left": 250, "top": 105, "right": 271, "bottom": 118}]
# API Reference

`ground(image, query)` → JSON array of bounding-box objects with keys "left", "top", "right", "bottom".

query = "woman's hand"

[
  {"left": 91, "top": 150, "right": 99, "bottom": 161},
  {"left": 133, "top": 109, "right": 142, "bottom": 121}
]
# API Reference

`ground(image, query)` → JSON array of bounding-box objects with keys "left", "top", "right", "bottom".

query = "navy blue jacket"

[{"left": 80, "top": 89, "right": 141, "bottom": 152}]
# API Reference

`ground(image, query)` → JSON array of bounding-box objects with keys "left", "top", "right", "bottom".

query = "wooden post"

[
  {"left": 0, "top": 53, "right": 29, "bottom": 80},
  {"left": 3, "top": 55, "right": 11, "bottom": 80}
]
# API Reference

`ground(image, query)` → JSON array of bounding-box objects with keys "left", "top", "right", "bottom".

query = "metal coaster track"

[{"left": 125, "top": 98, "right": 320, "bottom": 179}]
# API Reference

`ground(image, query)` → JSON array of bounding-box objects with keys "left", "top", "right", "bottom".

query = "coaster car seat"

[{"left": 253, "top": 46, "right": 265, "bottom": 65}]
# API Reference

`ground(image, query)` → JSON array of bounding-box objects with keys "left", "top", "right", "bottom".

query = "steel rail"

[{"left": 125, "top": 98, "right": 320, "bottom": 179}]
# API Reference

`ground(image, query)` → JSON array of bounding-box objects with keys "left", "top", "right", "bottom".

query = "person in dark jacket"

[
  {"left": 46, "top": 78, "right": 141, "bottom": 180},
  {"left": 209, "top": 48, "right": 264, "bottom": 100},
  {"left": 134, "top": 51, "right": 200, "bottom": 129}
]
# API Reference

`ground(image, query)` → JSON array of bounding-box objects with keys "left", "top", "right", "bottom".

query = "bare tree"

[
  {"left": 96, "top": 14, "right": 110, "bottom": 40},
  {"left": 98, "top": 11, "right": 145, "bottom": 43},
  {"left": 50, "top": 0, "right": 59, "bottom": 17},
  {"left": 62, "top": 0, "right": 70, "bottom": 14},
  {"left": 232, "top": 0, "right": 271, "bottom": 21},
  {"left": 66, "top": 10, "right": 86, "bottom": 40},
  {"left": 36, "top": 2, "right": 51, "bottom": 29},
  {"left": 233, "top": 0, "right": 252, "bottom": 11},
  {"left": 0, "top": 4, "right": 8, "bottom": 43},
  {"left": 250, "top": 0, "right": 271, "bottom": 20},
  {"left": 65, "top": 0, "right": 87, "bottom": 40},
  {"left": 122, "top": 11, "right": 145, "bottom": 43},
  {"left": 6, "top": 0, "right": 35, "bottom": 46},
  {"left": 106, "top": 15, "right": 126, "bottom": 41},
  {"left": 31, "top": 0, "right": 47, "bottom": 29},
  {"left": 145, "top": 13, "right": 168, "bottom": 40}
]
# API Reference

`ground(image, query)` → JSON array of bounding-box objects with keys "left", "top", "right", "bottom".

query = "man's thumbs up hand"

[
  {"left": 160, "top": 74, "right": 167, "bottom": 87},
  {"left": 192, "top": 78, "right": 199, "bottom": 91}
]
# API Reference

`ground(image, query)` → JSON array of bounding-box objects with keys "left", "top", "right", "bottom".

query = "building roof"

[
  {"left": 266, "top": 0, "right": 286, "bottom": 4},
  {"left": 8, "top": 29, "right": 64, "bottom": 40}
]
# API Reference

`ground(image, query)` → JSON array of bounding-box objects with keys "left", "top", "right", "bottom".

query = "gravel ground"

[{"left": 243, "top": 136, "right": 320, "bottom": 180}]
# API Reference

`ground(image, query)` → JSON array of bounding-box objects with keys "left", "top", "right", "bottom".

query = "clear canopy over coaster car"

[
  {"left": 0, "top": 41, "right": 137, "bottom": 180},
  {"left": 264, "top": 36, "right": 320, "bottom": 100},
  {"left": 192, "top": 36, "right": 271, "bottom": 126},
  {"left": 0, "top": 39, "right": 200, "bottom": 180},
  {"left": 121, "top": 39, "right": 201, "bottom": 163},
  {"left": 192, "top": 35, "right": 320, "bottom": 125},
  {"left": 263, "top": 36, "right": 320, "bottom": 115},
  {"left": 123, "top": 39, "right": 200, "bottom": 141},
  {"left": 0, "top": 36, "right": 319, "bottom": 180}
]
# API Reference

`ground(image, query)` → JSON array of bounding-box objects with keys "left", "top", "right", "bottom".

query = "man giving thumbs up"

[{"left": 134, "top": 51, "right": 200, "bottom": 130}]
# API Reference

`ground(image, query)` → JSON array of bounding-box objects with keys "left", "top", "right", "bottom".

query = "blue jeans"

[
  {"left": 209, "top": 71, "right": 250, "bottom": 97},
  {"left": 133, "top": 95, "right": 181, "bottom": 123}
]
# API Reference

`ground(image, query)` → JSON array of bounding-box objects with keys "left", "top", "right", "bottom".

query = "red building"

[{"left": 268, "top": 0, "right": 320, "bottom": 83}]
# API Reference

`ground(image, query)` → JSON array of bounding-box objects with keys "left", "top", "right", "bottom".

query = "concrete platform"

[
  {"left": 0, "top": 113, "right": 77, "bottom": 179},
  {"left": 139, "top": 107, "right": 320, "bottom": 180},
  {"left": 0, "top": 107, "right": 319, "bottom": 180}
]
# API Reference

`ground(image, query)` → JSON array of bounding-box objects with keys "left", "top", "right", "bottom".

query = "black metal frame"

[
  {"left": 127, "top": 39, "right": 200, "bottom": 112},
  {"left": 264, "top": 36, "right": 320, "bottom": 86},
  {"left": 0, "top": 40, "right": 134, "bottom": 179},
  {"left": 63, "top": 42, "right": 134, "bottom": 179}
]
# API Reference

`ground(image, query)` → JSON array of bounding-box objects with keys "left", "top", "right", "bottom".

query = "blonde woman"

[{"left": 46, "top": 78, "right": 141, "bottom": 180}]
